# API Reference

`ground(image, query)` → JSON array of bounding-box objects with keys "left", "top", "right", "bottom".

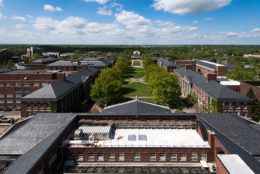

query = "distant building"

[
  {"left": 174, "top": 66, "right": 252, "bottom": 118},
  {"left": 195, "top": 60, "right": 227, "bottom": 77},
  {"left": 21, "top": 68, "right": 99, "bottom": 117},
  {"left": 152, "top": 57, "right": 176, "bottom": 73},
  {"left": 0, "top": 70, "right": 63, "bottom": 111},
  {"left": 132, "top": 51, "right": 142, "bottom": 60},
  {"left": 174, "top": 59, "right": 197, "bottom": 67},
  {"left": 244, "top": 54, "right": 260, "bottom": 58},
  {"left": 0, "top": 103, "right": 259, "bottom": 174},
  {"left": 26, "top": 47, "right": 42, "bottom": 58},
  {"left": 79, "top": 57, "right": 115, "bottom": 69},
  {"left": 42, "top": 52, "right": 60, "bottom": 58}
]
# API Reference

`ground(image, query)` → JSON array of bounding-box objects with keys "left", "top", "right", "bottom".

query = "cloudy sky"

[{"left": 0, "top": 0, "right": 260, "bottom": 44}]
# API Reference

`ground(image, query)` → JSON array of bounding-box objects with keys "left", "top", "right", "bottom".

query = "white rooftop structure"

[
  {"left": 217, "top": 76, "right": 240, "bottom": 86},
  {"left": 217, "top": 154, "right": 254, "bottom": 174},
  {"left": 199, "top": 60, "right": 225, "bottom": 67},
  {"left": 79, "top": 126, "right": 111, "bottom": 134},
  {"left": 97, "top": 128, "right": 210, "bottom": 148}
]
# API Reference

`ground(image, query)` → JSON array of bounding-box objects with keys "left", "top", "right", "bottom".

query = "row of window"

[
  {"left": 76, "top": 152, "right": 207, "bottom": 162},
  {"left": 0, "top": 94, "right": 22, "bottom": 98},
  {"left": 0, "top": 82, "right": 49, "bottom": 87},
  {"left": 0, "top": 100, "right": 20, "bottom": 104},
  {"left": 0, "top": 105, "right": 20, "bottom": 109}
]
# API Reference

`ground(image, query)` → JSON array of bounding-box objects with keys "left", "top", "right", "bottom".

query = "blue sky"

[{"left": 0, "top": 0, "right": 260, "bottom": 44}]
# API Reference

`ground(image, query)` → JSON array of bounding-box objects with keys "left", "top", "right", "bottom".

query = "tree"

[
  {"left": 247, "top": 88, "right": 260, "bottom": 122},
  {"left": 226, "top": 65, "right": 256, "bottom": 81},
  {"left": 144, "top": 64, "right": 165, "bottom": 81},
  {"left": 90, "top": 68, "right": 123, "bottom": 106},
  {"left": 113, "top": 58, "right": 131, "bottom": 75},
  {"left": 143, "top": 57, "right": 154, "bottom": 69},
  {"left": 7, "top": 59, "right": 14, "bottom": 67},
  {"left": 147, "top": 71, "right": 181, "bottom": 107}
]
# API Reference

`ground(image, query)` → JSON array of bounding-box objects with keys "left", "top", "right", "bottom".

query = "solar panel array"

[
  {"left": 138, "top": 135, "right": 147, "bottom": 141},
  {"left": 128, "top": 135, "right": 136, "bottom": 141},
  {"left": 128, "top": 135, "right": 147, "bottom": 141}
]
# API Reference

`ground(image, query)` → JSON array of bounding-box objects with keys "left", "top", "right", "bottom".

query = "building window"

[
  {"left": 88, "top": 153, "right": 94, "bottom": 161},
  {"left": 6, "top": 83, "right": 13, "bottom": 87},
  {"left": 97, "top": 153, "right": 104, "bottom": 161},
  {"left": 0, "top": 83, "right": 3, "bottom": 87},
  {"left": 42, "top": 83, "right": 48, "bottom": 87},
  {"left": 180, "top": 153, "right": 186, "bottom": 161},
  {"left": 134, "top": 152, "right": 141, "bottom": 161},
  {"left": 159, "top": 153, "right": 166, "bottom": 161},
  {"left": 109, "top": 152, "right": 115, "bottom": 161},
  {"left": 16, "top": 106, "right": 21, "bottom": 109},
  {"left": 201, "top": 153, "right": 207, "bottom": 161},
  {"left": 170, "top": 153, "right": 177, "bottom": 161},
  {"left": 118, "top": 152, "right": 125, "bottom": 161},
  {"left": 150, "top": 153, "right": 156, "bottom": 161},
  {"left": 24, "top": 88, "right": 30, "bottom": 93},
  {"left": 7, "top": 100, "right": 13, "bottom": 104},
  {"left": 7, "top": 94, "right": 13, "bottom": 98},
  {"left": 24, "top": 83, "right": 30, "bottom": 87},
  {"left": 191, "top": 153, "right": 198, "bottom": 161},
  {"left": 16, "top": 100, "right": 21, "bottom": 104},
  {"left": 15, "top": 88, "right": 21, "bottom": 93},
  {"left": 0, "top": 94, "right": 4, "bottom": 98},
  {"left": 77, "top": 153, "right": 83, "bottom": 161},
  {"left": 33, "top": 83, "right": 39, "bottom": 87},
  {"left": 16, "top": 94, "right": 22, "bottom": 98},
  {"left": 15, "top": 83, "right": 22, "bottom": 87},
  {"left": 0, "top": 100, "right": 4, "bottom": 103}
]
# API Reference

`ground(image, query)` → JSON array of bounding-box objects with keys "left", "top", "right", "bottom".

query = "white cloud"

[
  {"left": 252, "top": 28, "right": 260, "bottom": 33},
  {"left": 0, "top": 0, "right": 3, "bottom": 7},
  {"left": 97, "top": 6, "right": 112, "bottom": 15},
  {"left": 193, "top": 20, "right": 199, "bottom": 24},
  {"left": 11, "top": 16, "right": 26, "bottom": 21},
  {"left": 205, "top": 17, "right": 214, "bottom": 21},
  {"left": 44, "top": 4, "right": 62, "bottom": 12},
  {"left": 14, "top": 24, "right": 27, "bottom": 29},
  {"left": 84, "top": 0, "right": 110, "bottom": 4},
  {"left": 152, "top": 0, "right": 232, "bottom": 15},
  {"left": 0, "top": 12, "right": 6, "bottom": 19},
  {"left": 115, "top": 10, "right": 151, "bottom": 29},
  {"left": 26, "top": 15, "right": 33, "bottom": 19}
]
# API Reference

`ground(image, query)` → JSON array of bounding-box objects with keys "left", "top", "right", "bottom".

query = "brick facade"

[{"left": 240, "top": 81, "right": 260, "bottom": 101}]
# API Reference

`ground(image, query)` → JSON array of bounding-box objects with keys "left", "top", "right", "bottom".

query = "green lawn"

[
  {"left": 133, "top": 61, "right": 141, "bottom": 66},
  {"left": 123, "top": 82, "right": 152, "bottom": 97},
  {"left": 127, "top": 67, "right": 145, "bottom": 78}
]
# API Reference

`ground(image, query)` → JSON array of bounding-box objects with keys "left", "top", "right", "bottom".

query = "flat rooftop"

[
  {"left": 2, "top": 70, "right": 54, "bottom": 74},
  {"left": 97, "top": 128, "right": 209, "bottom": 148}
]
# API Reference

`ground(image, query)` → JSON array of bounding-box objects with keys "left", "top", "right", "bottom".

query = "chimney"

[
  {"left": 216, "top": 65, "right": 227, "bottom": 76},
  {"left": 185, "top": 64, "right": 193, "bottom": 71},
  {"left": 56, "top": 72, "right": 65, "bottom": 80},
  {"left": 206, "top": 73, "right": 217, "bottom": 82},
  {"left": 81, "top": 64, "right": 88, "bottom": 70}
]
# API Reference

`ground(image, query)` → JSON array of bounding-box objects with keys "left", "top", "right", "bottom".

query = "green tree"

[
  {"left": 148, "top": 71, "right": 181, "bottom": 107},
  {"left": 144, "top": 64, "right": 165, "bottom": 81},
  {"left": 143, "top": 57, "right": 154, "bottom": 69},
  {"left": 246, "top": 88, "right": 260, "bottom": 122},
  {"left": 7, "top": 59, "right": 14, "bottom": 67},
  {"left": 90, "top": 68, "right": 123, "bottom": 106},
  {"left": 226, "top": 65, "right": 256, "bottom": 81},
  {"left": 113, "top": 58, "right": 131, "bottom": 75}
]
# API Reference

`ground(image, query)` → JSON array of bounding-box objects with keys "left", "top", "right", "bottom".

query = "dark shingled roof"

[
  {"left": 158, "top": 58, "right": 176, "bottom": 67},
  {"left": 198, "top": 113, "right": 260, "bottom": 173},
  {"left": 3, "top": 113, "right": 76, "bottom": 174},
  {"left": 47, "top": 60, "right": 74, "bottom": 67},
  {"left": 103, "top": 100, "right": 171, "bottom": 114},
  {"left": 22, "top": 68, "right": 99, "bottom": 101},
  {"left": 0, "top": 113, "right": 76, "bottom": 155},
  {"left": 175, "top": 68, "right": 251, "bottom": 102}
]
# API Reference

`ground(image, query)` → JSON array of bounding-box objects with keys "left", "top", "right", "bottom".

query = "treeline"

[
  {"left": 90, "top": 58, "right": 131, "bottom": 106},
  {"left": 144, "top": 58, "right": 181, "bottom": 108}
]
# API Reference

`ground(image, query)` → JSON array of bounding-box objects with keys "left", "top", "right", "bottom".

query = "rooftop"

[
  {"left": 175, "top": 68, "right": 250, "bottom": 102},
  {"left": 217, "top": 154, "right": 254, "bottom": 174},
  {"left": 32, "top": 57, "right": 58, "bottom": 64},
  {"left": 103, "top": 100, "right": 171, "bottom": 114},
  {"left": 97, "top": 128, "right": 209, "bottom": 148},
  {"left": 196, "top": 60, "right": 225, "bottom": 70},
  {"left": 1, "top": 69, "right": 54, "bottom": 74},
  {"left": 47, "top": 60, "right": 75, "bottom": 67}
]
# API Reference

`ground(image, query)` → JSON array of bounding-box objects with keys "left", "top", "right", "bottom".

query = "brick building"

[
  {"left": 26, "top": 57, "right": 58, "bottom": 70},
  {"left": 26, "top": 47, "right": 42, "bottom": 58},
  {"left": 79, "top": 57, "right": 115, "bottom": 70},
  {"left": 0, "top": 101, "right": 259, "bottom": 174},
  {"left": 195, "top": 60, "right": 227, "bottom": 77},
  {"left": 152, "top": 57, "right": 176, "bottom": 73},
  {"left": 0, "top": 70, "right": 63, "bottom": 110},
  {"left": 174, "top": 59, "right": 197, "bottom": 66},
  {"left": 240, "top": 81, "right": 260, "bottom": 100},
  {"left": 174, "top": 66, "right": 252, "bottom": 118},
  {"left": 20, "top": 68, "right": 99, "bottom": 117}
]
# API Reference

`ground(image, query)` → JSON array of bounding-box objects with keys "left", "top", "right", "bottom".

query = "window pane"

[
  {"left": 171, "top": 153, "right": 177, "bottom": 161},
  {"left": 159, "top": 153, "right": 166, "bottom": 161},
  {"left": 180, "top": 153, "right": 186, "bottom": 161},
  {"left": 150, "top": 153, "right": 156, "bottom": 161}
]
